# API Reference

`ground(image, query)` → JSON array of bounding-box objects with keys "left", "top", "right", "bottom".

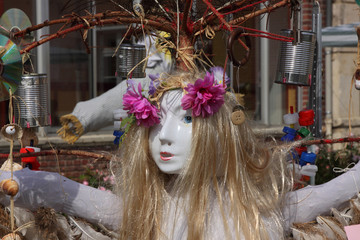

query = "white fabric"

[
  {"left": 72, "top": 78, "right": 148, "bottom": 133},
  {"left": 0, "top": 168, "right": 121, "bottom": 231},
  {"left": 2, "top": 163, "right": 360, "bottom": 238},
  {"left": 283, "top": 162, "right": 360, "bottom": 230}
]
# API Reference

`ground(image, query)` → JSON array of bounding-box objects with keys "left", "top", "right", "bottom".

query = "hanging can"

[
  {"left": 14, "top": 73, "right": 51, "bottom": 128},
  {"left": 275, "top": 30, "right": 316, "bottom": 86},
  {"left": 117, "top": 44, "right": 146, "bottom": 78}
]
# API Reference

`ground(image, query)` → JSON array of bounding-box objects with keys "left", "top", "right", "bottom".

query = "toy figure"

[{"left": 1, "top": 71, "right": 360, "bottom": 239}]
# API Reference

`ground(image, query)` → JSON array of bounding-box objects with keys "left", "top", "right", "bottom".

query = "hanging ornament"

[
  {"left": 0, "top": 179, "right": 19, "bottom": 197},
  {"left": 2, "top": 233, "right": 21, "bottom": 240},
  {"left": 0, "top": 124, "right": 23, "bottom": 142}
]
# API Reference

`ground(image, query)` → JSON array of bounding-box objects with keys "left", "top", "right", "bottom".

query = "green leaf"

[{"left": 120, "top": 115, "right": 135, "bottom": 129}]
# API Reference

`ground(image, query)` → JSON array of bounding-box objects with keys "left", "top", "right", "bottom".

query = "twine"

[
  {"left": 195, "top": 24, "right": 216, "bottom": 40},
  {"left": 112, "top": 25, "right": 132, "bottom": 57},
  {"left": 110, "top": 0, "right": 135, "bottom": 17},
  {"left": 7, "top": 89, "right": 15, "bottom": 232},
  {"left": 333, "top": 162, "right": 356, "bottom": 173},
  {"left": 126, "top": 31, "right": 199, "bottom": 78},
  {"left": 133, "top": 3, "right": 150, "bottom": 73},
  {"left": 333, "top": 162, "right": 360, "bottom": 194},
  {"left": 205, "top": 25, "right": 215, "bottom": 39},
  {"left": 57, "top": 114, "right": 84, "bottom": 144},
  {"left": 148, "top": 72, "right": 188, "bottom": 106},
  {"left": 154, "top": 0, "right": 172, "bottom": 21},
  {"left": 133, "top": 3, "right": 145, "bottom": 18}
]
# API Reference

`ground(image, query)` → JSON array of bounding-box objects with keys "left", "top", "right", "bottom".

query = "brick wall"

[
  {"left": 41, "top": 144, "right": 116, "bottom": 181},
  {"left": 0, "top": 142, "right": 116, "bottom": 182}
]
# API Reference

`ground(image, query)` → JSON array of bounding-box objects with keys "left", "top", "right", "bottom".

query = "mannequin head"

[
  {"left": 149, "top": 90, "right": 192, "bottom": 174},
  {"left": 116, "top": 71, "right": 291, "bottom": 240}
]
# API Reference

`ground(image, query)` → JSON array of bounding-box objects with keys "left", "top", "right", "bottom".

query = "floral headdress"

[
  {"left": 122, "top": 82, "right": 160, "bottom": 127},
  {"left": 122, "top": 67, "right": 229, "bottom": 129}
]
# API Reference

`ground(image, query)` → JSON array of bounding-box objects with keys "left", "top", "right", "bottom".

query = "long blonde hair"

[{"left": 116, "top": 72, "right": 292, "bottom": 239}]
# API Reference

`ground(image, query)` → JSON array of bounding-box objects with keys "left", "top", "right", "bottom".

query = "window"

[{"left": 1, "top": 1, "right": 125, "bottom": 132}]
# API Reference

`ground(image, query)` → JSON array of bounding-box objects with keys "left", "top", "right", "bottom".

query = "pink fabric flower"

[
  {"left": 181, "top": 72, "right": 226, "bottom": 117},
  {"left": 123, "top": 83, "right": 160, "bottom": 127}
]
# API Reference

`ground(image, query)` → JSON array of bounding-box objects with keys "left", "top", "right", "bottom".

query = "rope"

[
  {"left": 205, "top": 25, "right": 215, "bottom": 39},
  {"left": 7, "top": 89, "right": 15, "bottom": 232},
  {"left": 333, "top": 162, "right": 356, "bottom": 173}
]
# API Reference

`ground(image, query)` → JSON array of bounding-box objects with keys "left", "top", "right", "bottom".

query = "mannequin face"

[{"left": 149, "top": 90, "right": 192, "bottom": 174}]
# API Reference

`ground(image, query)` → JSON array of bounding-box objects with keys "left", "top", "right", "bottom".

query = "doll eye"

[{"left": 184, "top": 115, "right": 192, "bottom": 124}]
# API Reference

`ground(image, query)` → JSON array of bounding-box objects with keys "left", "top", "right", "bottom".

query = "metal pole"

[
  {"left": 36, "top": 0, "right": 50, "bottom": 136},
  {"left": 325, "top": 48, "right": 332, "bottom": 139},
  {"left": 91, "top": 1, "right": 98, "bottom": 98},
  {"left": 308, "top": 1, "right": 322, "bottom": 138},
  {"left": 260, "top": 5, "right": 269, "bottom": 125},
  {"left": 36, "top": 0, "right": 50, "bottom": 77}
]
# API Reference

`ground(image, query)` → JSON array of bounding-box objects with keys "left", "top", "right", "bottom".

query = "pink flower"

[
  {"left": 83, "top": 180, "right": 89, "bottom": 186},
  {"left": 99, "top": 186, "right": 106, "bottom": 191},
  {"left": 123, "top": 83, "right": 160, "bottom": 127},
  {"left": 181, "top": 72, "right": 226, "bottom": 117},
  {"left": 109, "top": 175, "right": 115, "bottom": 185}
]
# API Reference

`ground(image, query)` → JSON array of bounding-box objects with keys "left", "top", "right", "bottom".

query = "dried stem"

[
  {"left": 20, "top": 17, "right": 175, "bottom": 54},
  {"left": 14, "top": 11, "right": 132, "bottom": 37},
  {"left": 227, "top": 0, "right": 289, "bottom": 27},
  {"left": 302, "top": 137, "right": 360, "bottom": 146},
  {"left": 201, "top": 0, "right": 232, "bottom": 31},
  {"left": 193, "top": 0, "right": 289, "bottom": 34},
  {"left": 0, "top": 149, "right": 113, "bottom": 161},
  {"left": 12, "top": 1, "right": 290, "bottom": 56}
]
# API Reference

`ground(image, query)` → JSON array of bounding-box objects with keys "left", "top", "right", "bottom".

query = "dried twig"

[
  {"left": 0, "top": 150, "right": 113, "bottom": 161},
  {"left": 20, "top": 17, "right": 175, "bottom": 54},
  {"left": 302, "top": 137, "right": 360, "bottom": 146}
]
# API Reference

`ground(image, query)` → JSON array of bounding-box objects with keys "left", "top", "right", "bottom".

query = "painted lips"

[{"left": 160, "top": 152, "right": 174, "bottom": 161}]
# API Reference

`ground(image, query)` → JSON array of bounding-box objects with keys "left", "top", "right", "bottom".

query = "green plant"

[
  {"left": 315, "top": 144, "right": 360, "bottom": 185},
  {"left": 79, "top": 167, "right": 115, "bottom": 192}
]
